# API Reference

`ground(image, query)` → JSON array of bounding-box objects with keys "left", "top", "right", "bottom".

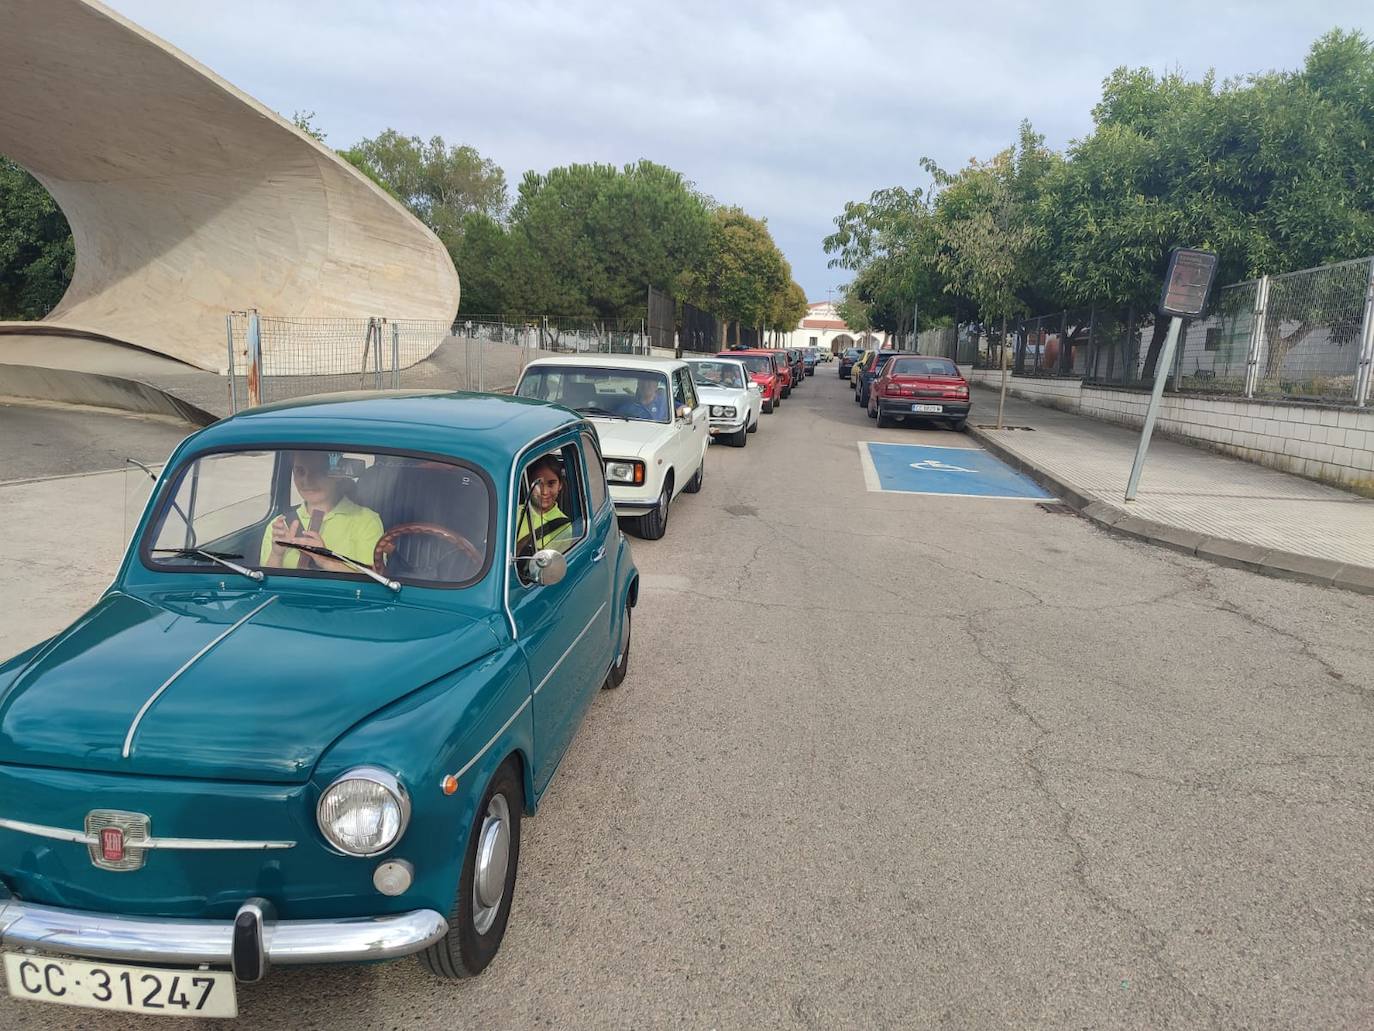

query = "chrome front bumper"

[{"left": 0, "top": 893, "right": 447, "bottom": 981}]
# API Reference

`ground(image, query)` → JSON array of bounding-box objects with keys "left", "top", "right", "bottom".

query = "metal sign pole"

[{"left": 1124, "top": 316, "right": 1182, "bottom": 501}]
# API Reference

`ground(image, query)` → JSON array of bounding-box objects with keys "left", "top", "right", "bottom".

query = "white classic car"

[
  {"left": 683, "top": 357, "right": 763, "bottom": 447},
  {"left": 515, "top": 355, "right": 708, "bottom": 540}
]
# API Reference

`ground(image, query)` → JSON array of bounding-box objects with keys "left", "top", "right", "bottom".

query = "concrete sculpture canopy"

[{"left": 0, "top": 0, "right": 460, "bottom": 373}]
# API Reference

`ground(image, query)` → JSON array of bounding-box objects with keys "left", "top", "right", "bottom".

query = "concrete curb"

[
  {"left": 1, "top": 363, "right": 218, "bottom": 427},
  {"left": 968, "top": 423, "right": 1374, "bottom": 596}
]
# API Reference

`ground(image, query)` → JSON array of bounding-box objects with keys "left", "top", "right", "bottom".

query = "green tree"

[
  {"left": 687, "top": 207, "right": 789, "bottom": 344},
  {"left": 448, "top": 212, "right": 512, "bottom": 314},
  {"left": 0, "top": 157, "right": 73, "bottom": 320},
  {"left": 507, "top": 161, "right": 711, "bottom": 320},
  {"left": 341, "top": 130, "right": 508, "bottom": 244},
  {"left": 291, "top": 110, "right": 327, "bottom": 143}
]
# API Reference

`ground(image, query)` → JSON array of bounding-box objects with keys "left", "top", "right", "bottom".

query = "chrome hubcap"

[
  {"left": 658, "top": 491, "right": 668, "bottom": 520},
  {"left": 472, "top": 793, "right": 510, "bottom": 934}
]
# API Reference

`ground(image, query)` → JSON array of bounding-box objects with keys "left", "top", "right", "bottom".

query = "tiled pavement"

[{"left": 968, "top": 387, "right": 1374, "bottom": 587}]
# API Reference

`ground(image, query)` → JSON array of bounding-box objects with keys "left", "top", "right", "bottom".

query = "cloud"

[{"left": 114, "top": 0, "right": 1370, "bottom": 298}]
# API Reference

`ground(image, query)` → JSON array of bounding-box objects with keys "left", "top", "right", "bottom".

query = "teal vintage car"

[{"left": 0, "top": 391, "right": 638, "bottom": 1017}]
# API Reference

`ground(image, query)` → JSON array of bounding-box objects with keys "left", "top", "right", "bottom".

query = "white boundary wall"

[{"left": 965, "top": 370, "right": 1374, "bottom": 493}]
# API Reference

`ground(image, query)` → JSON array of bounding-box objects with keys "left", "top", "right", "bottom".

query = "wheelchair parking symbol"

[
  {"left": 910, "top": 459, "right": 975, "bottom": 473},
  {"left": 859, "top": 442, "right": 1053, "bottom": 500}
]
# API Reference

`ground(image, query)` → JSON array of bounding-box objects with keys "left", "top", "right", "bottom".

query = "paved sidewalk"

[{"left": 968, "top": 387, "right": 1374, "bottom": 593}]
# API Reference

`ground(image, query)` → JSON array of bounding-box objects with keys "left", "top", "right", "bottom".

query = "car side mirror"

[
  {"left": 676, "top": 404, "right": 693, "bottom": 420},
  {"left": 527, "top": 548, "right": 567, "bottom": 586}
]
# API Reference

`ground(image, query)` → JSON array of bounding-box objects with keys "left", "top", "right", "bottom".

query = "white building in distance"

[{"left": 781, "top": 301, "right": 887, "bottom": 355}]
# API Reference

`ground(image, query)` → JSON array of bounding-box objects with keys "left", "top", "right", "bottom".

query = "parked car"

[
  {"left": 867, "top": 355, "right": 972, "bottom": 430},
  {"left": 855, "top": 349, "right": 904, "bottom": 407},
  {"left": 684, "top": 357, "right": 762, "bottom": 447},
  {"left": 838, "top": 347, "right": 864, "bottom": 378},
  {"left": 802, "top": 349, "right": 819, "bottom": 376},
  {"left": 516, "top": 355, "right": 707, "bottom": 540},
  {"left": 0, "top": 392, "right": 639, "bottom": 1015},
  {"left": 766, "top": 351, "right": 793, "bottom": 398},
  {"left": 851, "top": 350, "right": 873, "bottom": 390},
  {"left": 721, "top": 350, "right": 783, "bottom": 413}
]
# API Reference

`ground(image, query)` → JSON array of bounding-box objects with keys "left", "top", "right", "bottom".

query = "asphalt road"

[
  {"left": 4, "top": 376, "right": 1374, "bottom": 1029},
  {"left": 0, "top": 400, "right": 192, "bottom": 482}
]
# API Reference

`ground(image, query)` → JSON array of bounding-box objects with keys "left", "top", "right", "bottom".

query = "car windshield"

[
  {"left": 144, "top": 448, "right": 491, "bottom": 587},
  {"left": 687, "top": 361, "right": 745, "bottom": 389},
  {"left": 517, "top": 366, "right": 671, "bottom": 423},
  {"left": 733, "top": 355, "right": 772, "bottom": 376},
  {"left": 890, "top": 357, "right": 960, "bottom": 376}
]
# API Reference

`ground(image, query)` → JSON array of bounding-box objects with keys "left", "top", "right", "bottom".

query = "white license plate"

[
  {"left": 911, "top": 403, "right": 943, "bottom": 413},
  {"left": 5, "top": 953, "right": 237, "bottom": 1018}
]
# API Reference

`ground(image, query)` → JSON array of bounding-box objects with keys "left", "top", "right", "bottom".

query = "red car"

[
  {"left": 867, "top": 354, "right": 972, "bottom": 430},
  {"left": 721, "top": 350, "right": 784, "bottom": 412}
]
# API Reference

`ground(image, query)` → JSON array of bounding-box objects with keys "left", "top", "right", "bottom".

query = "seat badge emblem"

[
  {"left": 100, "top": 827, "right": 124, "bottom": 862},
  {"left": 85, "top": 810, "right": 151, "bottom": 871}
]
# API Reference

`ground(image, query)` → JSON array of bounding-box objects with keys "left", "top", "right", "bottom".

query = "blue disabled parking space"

[{"left": 859, "top": 442, "right": 1053, "bottom": 500}]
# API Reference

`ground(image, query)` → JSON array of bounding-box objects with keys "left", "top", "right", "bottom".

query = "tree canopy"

[
  {"left": 825, "top": 28, "right": 1374, "bottom": 350},
  {"left": 0, "top": 158, "right": 73, "bottom": 320}
]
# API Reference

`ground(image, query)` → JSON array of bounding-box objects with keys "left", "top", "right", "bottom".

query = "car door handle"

[{"left": 593, "top": 545, "right": 606, "bottom": 562}]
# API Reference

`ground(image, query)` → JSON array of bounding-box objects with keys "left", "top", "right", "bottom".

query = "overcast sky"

[{"left": 115, "top": 0, "right": 1371, "bottom": 302}]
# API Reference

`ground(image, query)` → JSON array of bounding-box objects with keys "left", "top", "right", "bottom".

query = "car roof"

[
  {"left": 521, "top": 354, "right": 685, "bottom": 372},
  {"left": 184, "top": 390, "right": 584, "bottom": 469}
]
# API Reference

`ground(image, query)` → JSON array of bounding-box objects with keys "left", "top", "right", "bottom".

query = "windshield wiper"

[
  {"left": 576, "top": 405, "right": 630, "bottom": 421},
  {"left": 274, "top": 541, "right": 400, "bottom": 592},
  {"left": 152, "top": 548, "right": 263, "bottom": 583}
]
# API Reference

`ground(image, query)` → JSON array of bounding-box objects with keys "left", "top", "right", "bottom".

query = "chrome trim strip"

[
  {"left": 121, "top": 595, "right": 278, "bottom": 758},
  {"left": 0, "top": 818, "right": 87, "bottom": 844},
  {"left": 447, "top": 695, "right": 531, "bottom": 785},
  {"left": 533, "top": 602, "right": 606, "bottom": 696},
  {"left": 0, "top": 817, "right": 294, "bottom": 851},
  {"left": 0, "top": 899, "right": 447, "bottom": 970}
]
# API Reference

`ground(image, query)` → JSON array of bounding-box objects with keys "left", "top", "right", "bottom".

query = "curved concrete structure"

[{"left": 0, "top": 0, "right": 459, "bottom": 372}]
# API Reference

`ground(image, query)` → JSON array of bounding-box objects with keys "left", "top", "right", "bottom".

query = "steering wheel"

[{"left": 373, "top": 523, "right": 482, "bottom": 578}]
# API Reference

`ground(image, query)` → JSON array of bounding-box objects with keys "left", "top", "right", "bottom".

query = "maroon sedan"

[{"left": 867, "top": 355, "right": 972, "bottom": 430}]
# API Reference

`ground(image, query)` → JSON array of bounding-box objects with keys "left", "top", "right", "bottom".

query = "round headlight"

[
  {"left": 317, "top": 766, "right": 410, "bottom": 857},
  {"left": 709, "top": 405, "right": 722, "bottom": 417}
]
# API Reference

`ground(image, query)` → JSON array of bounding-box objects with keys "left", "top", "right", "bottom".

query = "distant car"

[
  {"left": 851, "top": 350, "right": 873, "bottom": 391},
  {"left": 685, "top": 357, "right": 762, "bottom": 447},
  {"left": 802, "top": 349, "right": 819, "bottom": 376},
  {"left": 867, "top": 355, "right": 972, "bottom": 430},
  {"left": 855, "top": 349, "right": 904, "bottom": 407},
  {"left": 0, "top": 392, "right": 638, "bottom": 1012},
  {"left": 771, "top": 352, "right": 794, "bottom": 398},
  {"left": 838, "top": 348, "right": 863, "bottom": 378},
  {"left": 721, "top": 350, "right": 784, "bottom": 413},
  {"left": 516, "top": 355, "right": 707, "bottom": 540}
]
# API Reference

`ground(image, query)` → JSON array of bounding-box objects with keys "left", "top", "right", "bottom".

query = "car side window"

[
  {"left": 581, "top": 431, "right": 608, "bottom": 514},
  {"left": 514, "top": 443, "right": 587, "bottom": 583},
  {"left": 672, "top": 369, "right": 694, "bottom": 411}
]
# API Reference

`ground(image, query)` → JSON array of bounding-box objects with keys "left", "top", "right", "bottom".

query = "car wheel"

[
  {"left": 876, "top": 411, "right": 891, "bottom": 428},
  {"left": 782, "top": 386, "right": 791, "bottom": 399},
  {"left": 950, "top": 418, "right": 968, "bottom": 432},
  {"left": 763, "top": 399, "right": 773, "bottom": 414},
  {"left": 685, "top": 458, "right": 704, "bottom": 493},
  {"left": 728, "top": 425, "right": 748, "bottom": 447},
  {"left": 604, "top": 598, "right": 631, "bottom": 689},
  {"left": 636, "top": 483, "right": 671, "bottom": 539},
  {"left": 747, "top": 415, "right": 759, "bottom": 433},
  {"left": 418, "top": 759, "right": 523, "bottom": 979}
]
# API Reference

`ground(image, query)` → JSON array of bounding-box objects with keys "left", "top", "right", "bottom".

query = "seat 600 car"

[{"left": 0, "top": 391, "right": 638, "bottom": 1018}]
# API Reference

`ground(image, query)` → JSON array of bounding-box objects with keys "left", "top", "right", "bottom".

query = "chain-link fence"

[
  {"left": 226, "top": 312, "right": 653, "bottom": 413},
  {"left": 1021, "top": 255, "right": 1374, "bottom": 404}
]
